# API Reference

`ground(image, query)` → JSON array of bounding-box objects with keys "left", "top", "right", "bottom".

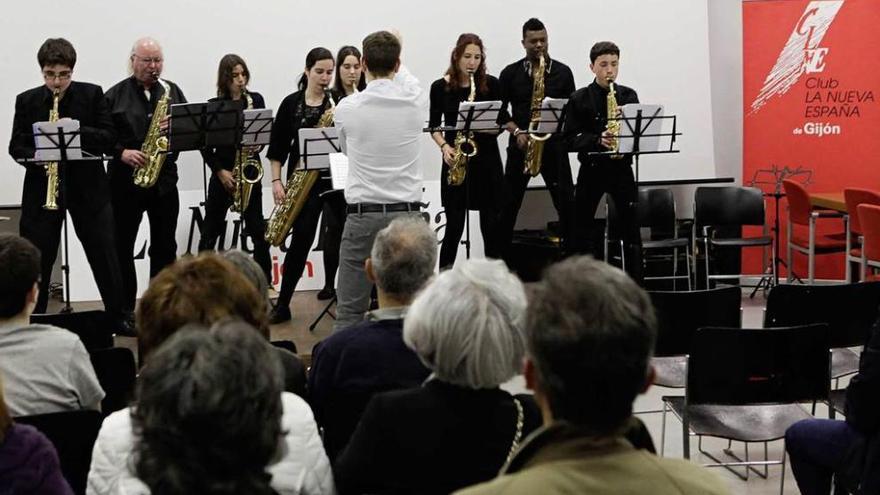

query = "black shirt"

[
  {"left": 564, "top": 80, "right": 639, "bottom": 167},
  {"left": 498, "top": 57, "right": 576, "bottom": 143},
  {"left": 266, "top": 90, "right": 332, "bottom": 179},
  {"left": 104, "top": 76, "right": 187, "bottom": 193},
  {"left": 8, "top": 81, "right": 115, "bottom": 210},
  {"left": 200, "top": 91, "right": 266, "bottom": 173}
]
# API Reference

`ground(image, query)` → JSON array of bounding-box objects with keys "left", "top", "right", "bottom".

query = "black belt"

[{"left": 346, "top": 202, "right": 423, "bottom": 214}]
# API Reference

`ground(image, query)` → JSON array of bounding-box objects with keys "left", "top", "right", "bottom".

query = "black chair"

[
  {"left": 694, "top": 186, "right": 774, "bottom": 290},
  {"left": 30, "top": 310, "right": 114, "bottom": 352},
  {"left": 764, "top": 282, "right": 880, "bottom": 380},
  {"left": 271, "top": 339, "right": 299, "bottom": 355},
  {"left": 606, "top": 188, "right": 693, "bottom": 290},
  {"left": 662, "top": 324, "right": 830, "bottom": 495},
  {"left": 90, "top": 347, "right": 137, "bottom": 416},
  {"left": 15, "top": 410, "right": 103, "bottom": 495}
]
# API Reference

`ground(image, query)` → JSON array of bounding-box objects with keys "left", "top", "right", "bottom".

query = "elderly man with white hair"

[
  {"left": 104, "top": 37, "right": 187, "bottom": 327},
  {"left": 333, "top": 258, "right": 542, "bottom": 495}
]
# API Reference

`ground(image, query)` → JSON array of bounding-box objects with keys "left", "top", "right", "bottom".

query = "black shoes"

[
  {"left": 317, "top": 287, "right": 336, "bottom": 301},
  {"left": 269, "top": 305, "right": 292, "bottom": 324}
]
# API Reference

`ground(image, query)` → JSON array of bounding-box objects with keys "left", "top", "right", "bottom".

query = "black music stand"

[
  {"left": 423, "top": 100, "right": 502, "bottom": 260},
  {"left": 25, "top": 120, "right": 105, "bottom": 313}
]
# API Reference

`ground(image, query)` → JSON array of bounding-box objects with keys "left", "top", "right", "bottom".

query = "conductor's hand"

[
  {"left": 442, "top": 144, "right": 456, "bottom": 167},
  {"left": 273, "top": 180, "right": 286, "bottom": 205},
  {"left": 217, "top": 169, "right": 235, "bottom": 194},
  {"left": 515, "top": 132, "right": 529, "bottom": 151},
  {"left": 599, "top": 130, "right": 615, "bottom": 150},
  {"left": 121, "top": 149, "right": 146, "bottom": 169}
]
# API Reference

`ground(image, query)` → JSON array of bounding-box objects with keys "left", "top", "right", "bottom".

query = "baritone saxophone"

[
  {"left": 523, "top": 54, "right": 551, "bottom": 177},
  {"left": 43, "top": 89, "right": 61, "bottom": 210}
]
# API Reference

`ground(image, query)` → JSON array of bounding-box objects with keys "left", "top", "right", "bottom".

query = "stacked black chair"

[
  {"left": 89, "top": 347, "right": 137, "bottom": 416},
  {"left": 30, "top": 310, "right": 114, "bottom": 352}
]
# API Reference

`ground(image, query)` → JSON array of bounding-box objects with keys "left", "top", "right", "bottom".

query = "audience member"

[
  {"left": 132, "top": 322, "right": 284, "bottom": 494},
  {"left": 0, "top": 373, "right": 73, "bottom": 494},
  {"left": 456, "top": 256, "right": 728, "bottom": 495},
  {"left": 0, "top": 234, "right": 103, "bottom": 416},
  {"left": 786, "top": 315, "right": 880, "bottom": 495},
  {"left": 87, "top": 319, "right": 334, "bottom": 494},
  {"left": 309, "top": 217, "right": 435, "bottom": 460},
  {"left": 333, "top": 259, "right": 541, "bottom": 495},
  {"left": 135, "top": 253, "right": 306, "bottom": 397}
]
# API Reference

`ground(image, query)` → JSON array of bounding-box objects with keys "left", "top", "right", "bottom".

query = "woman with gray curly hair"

[{"left": 333, "top": 259, "right": 542, "bottom": 495}]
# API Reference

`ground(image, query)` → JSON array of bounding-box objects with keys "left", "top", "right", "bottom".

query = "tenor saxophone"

[
  {"left": 265, "top": 89, "right": 334, "bottom": 246},
  {"left": 523, "top": 54, "right": 552, "bottom": 177},
  {"left": 43, "top": 89, "right": 61, "bottom": 210},
  {"left": 230, "top": 90, "right": 264, "bottom": 213},
  {"left": 447, "top": 71, "right": 477, "bottom": 186},
  {"left": 133, "top": 78, "right": 171, "bottom": 188}
]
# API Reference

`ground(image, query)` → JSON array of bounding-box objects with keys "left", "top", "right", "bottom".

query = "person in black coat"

[
  {"left": 333, "top": 259, "right": 541, "bottom": 495},
  {"left": 786, "top": 315, "right": 880, "bottom": 495},
  {"left": 198, "top": 54, "right": 272, "bottom": 285},
  {"left": 8, "top": 38, "right": 127, "bottom": 328}
]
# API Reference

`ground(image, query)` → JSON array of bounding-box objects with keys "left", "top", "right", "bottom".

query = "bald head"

[{"left": 130, "top": 37, "right": 164, "bottom": 86}]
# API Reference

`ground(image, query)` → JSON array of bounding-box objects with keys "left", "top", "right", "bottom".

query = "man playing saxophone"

[
  {"left": 497, "top": 18, "right": 575, "bottom": 264},
  {"left": 105, "top": 37, "right": 187, "bottom": 317},
  {"left": 563, "top": 41, "right": 642, "bottom": 283},
  {"left": 198, "top": 54, "right": 272, "bottom": 286},
  {"left": 8, "top": 38, "right": 130, "bottom": 330}
]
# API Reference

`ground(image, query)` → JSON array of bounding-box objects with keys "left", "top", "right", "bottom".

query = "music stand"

[
  {"left": 25, "top": 119, "right": 104, "bottom": 313},
  {"left": 423, "top": 100, "right": 503, "bottom": 260},
  {"left": 236, "top": 108, "right": 273, "bottom": 249}
]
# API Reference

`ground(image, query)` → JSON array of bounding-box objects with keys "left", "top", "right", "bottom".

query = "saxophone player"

[
  {"left": 429, "top": 33, "right": 504, "bottom": 269},
  {"left": 265, "top": 47, "right": 336, "bottom": 324},
  {"left": 563, "top": 41, "right": 642, "bottom": 283},
  {"left": 8, "top": 38, "right": 129, "bottom": 331},
  {"left": 105, "top": 37, "right": 187, "bottom": 315},
  {"left": 497, "top": 18, "right": 575, "bottom": 263},
  {"left": 198, "top": 54, "right": 272, "bottom": 286}
]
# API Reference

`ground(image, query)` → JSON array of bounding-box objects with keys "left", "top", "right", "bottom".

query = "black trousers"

[
  {"left": 574, "top": 161, "right": 643, "bottom": 283},
  {"left": 498, "top": 139, "right": 574, "bottom": 258},
  {"left": 319, "top": 190, "right": 347, "bottom": 290},
  {"left": 111, "top": 178, "right": 180, "bottom": 310},
  {"left": 197, "top": 173, "right": 272, "bottom": 284},
  {"left": 20, "top": 195, "right": 126, "bottom": 318},
  {"left": 440, "top": 202, "right": 500, "bottom": 269},
  {"left": 276, "top": 177, "right": 333, "bottom": 308}
]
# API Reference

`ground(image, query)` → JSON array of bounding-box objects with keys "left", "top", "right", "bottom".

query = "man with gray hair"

[
  {"left": 104, "top": 37, "right": 187, "bottom": 322},
  {"left": 456, "top": 256, "right": 727, "bottom": 495},
  {"left": 309, "top": 216, "right": 435, "bottom": 460}
]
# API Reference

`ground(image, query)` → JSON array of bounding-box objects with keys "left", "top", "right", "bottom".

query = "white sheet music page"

[
  {"left": 329, "top": 152, "right": 349, "bottom": 190},
  {"left": 33, "top": 119, "right": 83, "bottom": 161}
]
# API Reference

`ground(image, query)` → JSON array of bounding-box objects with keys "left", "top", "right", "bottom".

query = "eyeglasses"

[
  {"left": 42, "top": 70, "right": 72, "bottom": 80},
  {"left": 134, "top": 56, "right": 163, "bottom": 65}
]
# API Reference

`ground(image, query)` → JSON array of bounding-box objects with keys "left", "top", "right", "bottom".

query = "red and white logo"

[{"left": 750, "top": 0, "right": 844, "bottom": 114}]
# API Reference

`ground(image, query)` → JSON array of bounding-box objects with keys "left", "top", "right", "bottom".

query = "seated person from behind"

[
  {"left": 309, "top": 216, "right": 435, "bottom": 460},
  {"left": 456, "top": 256, "right": 728, "bottom": 495},
  {"left": 0, "top": 234, "right": 103, "bottom": 417},
  {"left": 87, "top": 255, "right": 333, "bottom": 495},
  {"left": 333, "top": 259, "right": 542, "bottom": 495}
]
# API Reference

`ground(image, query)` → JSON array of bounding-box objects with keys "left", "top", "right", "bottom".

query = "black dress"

[{"left": 429, "top": 75, "right": 504, "bottom": 267}]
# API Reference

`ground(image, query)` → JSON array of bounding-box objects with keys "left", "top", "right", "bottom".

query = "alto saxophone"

[
  {"left": 230, "top": 90, "right": 264, "bottom": 213},
  {"left": 447, "top": 71, "right": 478, "bottom": 186},
  {"left": 43, "top": 89, "right": 61, "bottom": 210},
  {"left": 133, "top": 78, "right": 171, "bottom": 188},
  {"left": 265, "top": 89, "right": 334, "bottom": 246},
  {"left": 523, "top": 54, "right": 552, "bottom": 177},
  {"left": 606, "top": 79, "right": 623, "bottom": 159}
]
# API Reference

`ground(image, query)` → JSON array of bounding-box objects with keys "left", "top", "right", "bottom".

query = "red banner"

[{"left": 743, "top": 0, "right": 880, "bottom": 279}]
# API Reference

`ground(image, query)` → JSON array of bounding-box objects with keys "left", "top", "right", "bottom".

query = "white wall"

[
  {"left": 708, "top": 0, "right": 744, "bottom": 183},
  {"left": 1, "top": 0, "right": 723, "bottom": 206}
]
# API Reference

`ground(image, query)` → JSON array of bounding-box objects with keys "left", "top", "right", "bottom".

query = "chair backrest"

[
  {"left": 687, "top": 324, "right": 830, "bottom": 406},
  {"left": 859, "top": 204, "right": 880, "bottom": 262},
  {"left": 89, "top": 347, "right": 137, "bottom": 416},
  {"left": 844, "top": 188, "right": 880, "bottom": 235},
  {"left": 649, "top": 286, "right": 742, "bottom": 357},
  {"left": 782, "top": 180, "right": 812, "bottom": 226},
  {"left": 637, "top": 188, "right": 677, "bottom": 233},
  {"left": 30, "top": 310, "right": 113, "bottom": 352},
  {"left": 271, "top": 339, "right": 298, "bottom": 354},
  {"left": 694, "top": 186, "right": 766, "bottom": 229},
  {"left": 765, "top": 282, "right": 880, "bottom": 348},
  {"left": 14, "top": 410, "right": 103, "bottom": 495}
]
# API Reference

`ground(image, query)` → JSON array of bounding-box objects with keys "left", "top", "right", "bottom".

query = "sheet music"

[
  {"left": 298, "top": 127, "right": 340, "bottom": 170},
  {"left": 329, "top": 152, "right": 349, "bottom": 190},
  {"left": 33, "top": 119, "right": 83, "bottom": 161},
  {"left": 242, "top": 109, "right": 273, "bottom": 146},
  {"left": 535, "top": 98, "right": 568, "bottom": 133},
  {"left": 618, "top": 104, "right": 665, "bottom": 153},
  {"left": 454, "top": 101, "right": 502, "bottom": 131}
]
